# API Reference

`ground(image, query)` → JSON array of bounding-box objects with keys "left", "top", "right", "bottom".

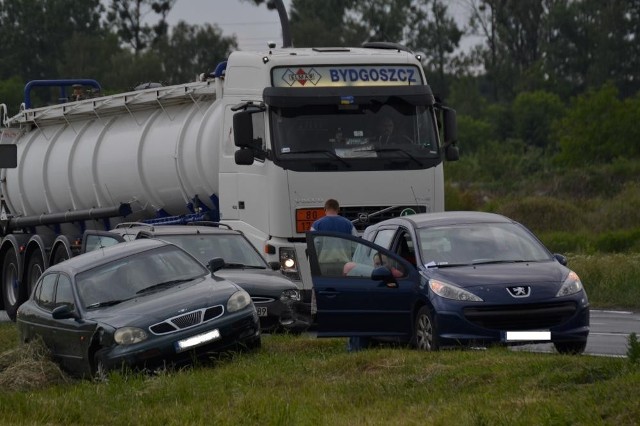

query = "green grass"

[
  {"left": 569, "top": 254, "right": 640, "bottom": 311},
  {"left": 1, "top": 325, "right": 639, "bottom": 425}
]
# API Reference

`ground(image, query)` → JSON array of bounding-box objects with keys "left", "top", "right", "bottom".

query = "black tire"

[
  {"left": 1, "top": 250, "right": 21, "bottom": 321},
  {"left": 51, "top": 245, "right": 70, "bottom": 265},
  {"left": 412, "top": 306, "right": 439, "bottom": 351},
  {"left": 24, "top": 252, "right": 45, "bottom": 301},
  {"left": 554, "top": 340, "right": 587, "bottom": 355}
]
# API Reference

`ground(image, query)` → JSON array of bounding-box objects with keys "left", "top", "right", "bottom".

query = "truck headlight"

[
  {"left": 228, "top": 290, "right": 251, "bottom": 312},
  {"left": 556, "top": 271, "right": 583, "bottom": 297},
  {"left": 279, "top": 247, "right": 300, "bottom": 281},
  {"left": 114, "top": 327, "right": 148, "bottom": 345}
]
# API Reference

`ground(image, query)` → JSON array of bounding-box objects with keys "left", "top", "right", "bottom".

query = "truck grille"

[
  {"left": 341, "top": 205, "right": 427, "bottom": 231},
  {"left": 463, "top": 302, "right": 577, "bottom": 331},
  {"left": 149, "top": 305, "right": 224, "bottom": 335}
]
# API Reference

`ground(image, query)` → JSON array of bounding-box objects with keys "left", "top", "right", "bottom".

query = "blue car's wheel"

[
  {"left": 554, "top": 340, "right": 586, "bottom": 355},
  {"left": 413, "top": 306, "right": 439, "bottom": 351}
]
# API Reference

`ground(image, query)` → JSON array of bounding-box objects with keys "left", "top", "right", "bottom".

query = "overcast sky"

[
  {"left": 164, "top": 0, "right": 476, "bottom": 52},
  {"left": 165, "top": 0, "right": 292, "bottom": 51}
]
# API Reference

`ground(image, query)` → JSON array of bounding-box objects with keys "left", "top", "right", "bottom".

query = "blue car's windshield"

[{"left": 418, "top": 222, "right": 553, "bottom": 267}]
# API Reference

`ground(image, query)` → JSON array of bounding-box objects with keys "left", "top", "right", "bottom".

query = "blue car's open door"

[{"left": 306, "top": 231, "right": 418, "bottom": 338}]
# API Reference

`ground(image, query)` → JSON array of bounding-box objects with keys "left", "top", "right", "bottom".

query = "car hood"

[
  {"left": 86, "top": 276, "right": 240, "bottom": 328},
  {"left": 425, "top": 261, "right": 571, "bottom": 301},
  {"left": 214, "top": 269, "right": 298, "bottom": 297}
]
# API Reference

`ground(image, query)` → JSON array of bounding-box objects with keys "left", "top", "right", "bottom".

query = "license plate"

[
  {"left": 175, "top": 329, "right": 221, "bottom": 353},
  {"left": 505, "top": 331, "right": 551, "bottom": 342},
  {"left": 256, "top": 306, "right": 268, "bottom": 317}
]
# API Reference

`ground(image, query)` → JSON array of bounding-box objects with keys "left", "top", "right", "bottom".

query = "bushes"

[{"left": 496, "top": 196, "right": 585, "bottom": 234}]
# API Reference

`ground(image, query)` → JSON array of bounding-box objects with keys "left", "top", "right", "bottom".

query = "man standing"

[
  {"left": 310, "top": 199, "right": 357, "bottom": 235},
  {"left": 311, "top": 199, "right": 367, "bottom": 352}
]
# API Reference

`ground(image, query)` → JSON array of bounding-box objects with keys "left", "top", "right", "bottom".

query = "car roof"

[
  {"left": 49, "top": 239, "right": 174, "bottom": 275},
  {"left": 375, "top": 211, "right": 515, "bottom": 229},
  {"left": 113, "top": 224, "right": 241, "bottom": 237}
]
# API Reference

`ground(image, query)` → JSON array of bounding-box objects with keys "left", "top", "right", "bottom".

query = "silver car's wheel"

[{"left": 413, "top": 306, "right": 439, "bottom": 351}]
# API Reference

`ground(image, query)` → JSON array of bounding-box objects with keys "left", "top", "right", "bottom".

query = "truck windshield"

[{"left": 269, "top": 99, "right": 441, "bottom": 172}]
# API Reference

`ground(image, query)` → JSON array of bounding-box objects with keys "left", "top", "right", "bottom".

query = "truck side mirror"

[
  {"left": 443, "top": 107, "right": 457, "bottom": 146},
  {"left": 233, "top": 109, "right": 262, "bottom": 150}
]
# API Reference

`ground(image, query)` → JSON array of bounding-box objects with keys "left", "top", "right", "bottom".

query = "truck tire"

[
  {"left": 51, "top": 245, "right": 70, "bottom": 265},
  {"left": 1, "top": 250, "right": 21, "bottom": 321},
  {"left": 24, "top": 252, "right": 45, "bottom": 301}
]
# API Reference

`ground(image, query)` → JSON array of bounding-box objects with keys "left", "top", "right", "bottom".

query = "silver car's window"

[
  {"left": 159, "top": 234, "right": 268, "bottom": 267},
  {"left": 418, "top": 223, "right": 552, "bottom": 265}
]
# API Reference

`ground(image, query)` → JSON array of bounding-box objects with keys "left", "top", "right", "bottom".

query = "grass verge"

[{"left": 1, "top": 325, "right": 638, "bottom": 425}]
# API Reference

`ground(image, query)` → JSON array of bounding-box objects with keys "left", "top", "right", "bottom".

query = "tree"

[
  {"left": 406, "top": 0, "right": 462, "bottom": 98},
  {"left": 288, "top": 0, "right": 362, "bottom": 47},
  {"left": 512, "top": 91, "right": 565, "bottom": 151},
  {"left": 553, "top": 84, "right": 639, "bottom": 166},
  {"left": 0, "top": 0, "right": 104, "bottom": 81},
  {"left": 543, "top": 0, "right": 640, "bottom": 99},
  {"left": 106, "top": 0, "right": 176, "bottom": 56},
  {"left": 155, "top": 21, "right": 238, "bottom": 84}
]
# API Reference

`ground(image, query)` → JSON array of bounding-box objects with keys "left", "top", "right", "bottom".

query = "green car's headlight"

[
  {"left": 227, "top": 290, "right": 251, "bottom": 312},
  {"left": 114, "top": 327, "right": 148, "bottom": 345}
]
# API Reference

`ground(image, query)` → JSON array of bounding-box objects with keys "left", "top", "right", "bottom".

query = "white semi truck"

[{"left": 0, "top": 41, "right": 459, "bottom": 320}]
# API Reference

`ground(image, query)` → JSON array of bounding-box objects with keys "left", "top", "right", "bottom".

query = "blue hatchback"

[{"left": 306, "top": 211, "right": 589, "bottom": 353}]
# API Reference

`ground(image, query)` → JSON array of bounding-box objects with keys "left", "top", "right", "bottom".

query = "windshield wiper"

[
  {"left": 286, "top": 149, "right": 351, "bottom": 168},
  {"left": 471, "top": 259, "right": 529, "bottom": 265},
  {"left": 223, "top": 263, "right": 266, "bottom": 269},
  {"left": 85, "top": 299, "right": 129, "bottom": 309},
  {"left": 136, "top": 278, "right": 193, "bottom": 295},
  {"left": 425, "top": 262, "right": 472, "bottom": 269},
  {"left": 368, "top": 148, "right": 423, "bottom": 166}
]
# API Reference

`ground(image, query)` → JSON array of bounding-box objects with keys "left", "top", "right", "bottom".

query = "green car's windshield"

[{"left": 76, "top": 245, "right": 207, "bottom": 309}]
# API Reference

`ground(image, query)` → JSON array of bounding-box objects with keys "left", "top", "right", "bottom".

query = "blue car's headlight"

[
  {"left": 429, "top": 279, "right": 483, "bottom": 302},
  {"left": 114, "top": 327, "right": 148, "bottom": 345},
  {"left": 556, "top": 271, "right": 583, "bottom": 297},
  {"left": 227, "top": 290, "right": 251, "bottom": 312},
  {"left": 280, "top": 289, "right": 301, "bottom": 301}
]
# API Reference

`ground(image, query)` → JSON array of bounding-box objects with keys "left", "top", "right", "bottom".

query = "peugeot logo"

[{"left": 507, "top": 286, "right": 531, "bottom": 298}]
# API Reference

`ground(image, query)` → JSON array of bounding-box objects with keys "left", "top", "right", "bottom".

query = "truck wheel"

[
  {"left": 51, "top": 245, "right": 69, "bottom": 265},
  {"left": 412, "top": 306, "right": 439, "bottom": 351},
  {"left": 2, "top": 250, "right": 20, "bottom": 321},
  {"left": 24, "top": 253, "right": 45, "bottom": 301}
]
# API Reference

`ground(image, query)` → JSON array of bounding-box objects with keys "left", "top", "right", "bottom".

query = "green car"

[{"left": 16, "top": 239, "right": 261, "bottom": 378}]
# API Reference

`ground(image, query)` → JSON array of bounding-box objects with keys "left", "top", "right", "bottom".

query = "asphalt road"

[{"left": 2, "top": 309, "right": 638, "bottom": 357}]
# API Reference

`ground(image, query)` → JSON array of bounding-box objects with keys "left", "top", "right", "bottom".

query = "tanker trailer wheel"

[
  {"left": 1, "top": 250, "right": 21, "bottom": 321},
  {"left": 24, "top": 252, "right": 45, "bottom": 301},
  {"left": 51, "top": 245, "right": 70, "bottom": 265}
]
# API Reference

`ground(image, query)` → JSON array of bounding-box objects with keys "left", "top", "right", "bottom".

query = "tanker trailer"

[{"left": 0, "top": 76, "right": 226, "bottom": 320}]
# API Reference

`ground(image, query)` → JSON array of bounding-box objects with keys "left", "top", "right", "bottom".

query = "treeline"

[{"left": 1, "top": 0, "right": 639, "bottom": 251}]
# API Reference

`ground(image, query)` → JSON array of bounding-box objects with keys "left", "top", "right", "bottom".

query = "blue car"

[{"left": 306, "top": 211, "right": 589, "bottom": 354}]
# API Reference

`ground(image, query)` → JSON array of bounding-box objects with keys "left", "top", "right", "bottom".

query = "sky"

[
  {"left": 163, "top": 0, "right": 476, "bottom": 52},
  {"left": 164, "top": 0, "right": 293, "bottom": 51}
]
